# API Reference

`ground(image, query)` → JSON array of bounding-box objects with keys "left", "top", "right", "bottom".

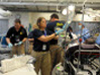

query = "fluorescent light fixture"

[
  {"left": 62, "top": 5, "right": 75, "bottom": 15},
  {"left": 62, "top": 8, "right": 67, "bottom": 15},
  {"left": 68, "top": 5, "right": 75, "bottom": 11}
]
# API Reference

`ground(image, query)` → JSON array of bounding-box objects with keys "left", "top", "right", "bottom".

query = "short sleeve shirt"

[
  {"left": 32, "top": 29, "right": 52, "bottom": 51},
  {"left": 46, "top": 21, "right": 65, "bottom": 45},
  {"left": 6, "top": 26, "right": 27, "bottom": 45}
]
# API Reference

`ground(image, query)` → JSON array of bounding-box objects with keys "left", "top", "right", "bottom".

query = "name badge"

[
  {"left": 12, "top": 34, "right": 14, "bottom": 37},
  {"left": 42, "top": 44, "right": 46, "bottom": 50}
]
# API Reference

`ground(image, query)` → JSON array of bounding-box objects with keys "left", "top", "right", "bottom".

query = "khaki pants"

[
  {"left": 49, "top": 45, "right": 64, "bottom": 69},
  {"left": 12, "top": 44, "right": 25, "bottom": 56},
  {"left": 28, "top": 42, "right": 33, "bottom": 54},
  {"left": 31, "top": 50, "right": 51, "bottom": 75}
]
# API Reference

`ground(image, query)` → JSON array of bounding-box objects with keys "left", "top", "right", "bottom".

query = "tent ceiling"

[{"left": 0, "top": 0, "right": 100, "bottom": 12}]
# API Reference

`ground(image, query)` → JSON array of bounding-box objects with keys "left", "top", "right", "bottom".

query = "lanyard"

[{"left": 44, "top": 30, "right": 47, "bottom": 36}]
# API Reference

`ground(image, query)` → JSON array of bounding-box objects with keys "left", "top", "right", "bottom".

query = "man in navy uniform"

[
  {"left": 6, "top": 19, "right": 27, "bottom": 57},
  {"left": 47, "top": 14, "right": 65, "bottom": 69}
]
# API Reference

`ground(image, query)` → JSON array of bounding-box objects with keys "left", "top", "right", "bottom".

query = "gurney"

[
  {"left": 52, "top": 43, "right": 100, "bottom": 75},
  {"left": 65, "top": 44, "right": 100, "bottom": 75}
]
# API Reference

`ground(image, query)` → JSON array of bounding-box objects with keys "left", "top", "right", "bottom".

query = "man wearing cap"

[{"left": 6, "top": 19, "right": 27, "bottom": 57}]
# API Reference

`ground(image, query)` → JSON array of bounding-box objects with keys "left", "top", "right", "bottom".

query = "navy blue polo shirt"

[
  {"left": 28, "top": 31, "right": 34, "bottom": 39},
  {"left": 32, "top": 29, "right": 52, "bottom": 51},
  {"left": 6, "top": 26, "right": 27, "bottom": 45},
  {"left": 46, "top": 21, "right": 65, "bottom": 45}
]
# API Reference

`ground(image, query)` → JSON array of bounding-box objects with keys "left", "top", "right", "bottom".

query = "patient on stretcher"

[{"left": 66, "top": 38, "right": 100, "bottom": 63}]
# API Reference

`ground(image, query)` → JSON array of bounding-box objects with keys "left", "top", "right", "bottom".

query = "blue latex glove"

[
  {"left": 62, "top": 24, "right": 66, "bottom": 29},
  {"left": 62, "top": 22, "right": 70, "bottom": 30},
  {"left": 55, "top": 29, "right": 64, "bottom": 35},
  {"left": 8, "top": 43, "right": 13, "bottom": 48},
  {"left": 18, "top": 41, "right": 23, "bottom": 45}
]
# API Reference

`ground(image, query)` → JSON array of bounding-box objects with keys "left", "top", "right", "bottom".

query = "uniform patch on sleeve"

[{"left": 56, "top": 23, "right": 63, "bottom": 26}]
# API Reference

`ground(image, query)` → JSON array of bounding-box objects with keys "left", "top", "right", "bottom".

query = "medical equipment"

[
  {"left": 53, "top": 0, "right": 100, "bottom": 74},
  {"left": 52, "top": 44, "right": 100, "bottom": 75}
]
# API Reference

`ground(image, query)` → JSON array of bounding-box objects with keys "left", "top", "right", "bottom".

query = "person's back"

[
  {"left": 47, "top": 14, "right": 65, "bottom": 45},
  {"left": 47, "top": 21, "right": 64, "bottom": 44},
  {"left": 30, "top": 17, "right": 59, "bottom": 75},
  {"left": 47, "top": 21, "right": 65, "bottom": 32},
  {"left": 46, "top": 14, "right": 64, "bottom": 69}
]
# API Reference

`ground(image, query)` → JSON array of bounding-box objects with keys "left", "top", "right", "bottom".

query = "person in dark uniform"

[
  {"left": 6, "top": 19, "right": 27, "bottom": 57},
  {"left": 28, "top": 24, "right": 38, "bottom": 54},
  {"left": 31, "top": 17, "right": 60, "bottom": 75},
  {"left": 46, "top": 14, "right": 65, "bottom": 69}
]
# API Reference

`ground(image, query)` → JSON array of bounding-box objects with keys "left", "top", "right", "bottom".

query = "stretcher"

[{"left": 52, "top": 44, "right": 100, "bottom": 75}]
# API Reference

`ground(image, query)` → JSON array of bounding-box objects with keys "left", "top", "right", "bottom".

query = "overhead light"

[
  {"left": 62, "top": 5, "right": 75, "bottom": 15},
  {"left": 62, "top": 8, "right": 71, "bottom": 15},
  {"left": 68, "top": 5, "right": 75, "bottom": 11},
  {"left": 62, "top": 8, "right": 67, "bottom": 15}
]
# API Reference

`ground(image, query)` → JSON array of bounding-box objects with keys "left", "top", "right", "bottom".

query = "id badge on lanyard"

[
  {"left": 43, "top": 30, "right": 47, "bottom": 50},
  {"left": 15, "top": 35, "right": 20, "bottom": 42}
]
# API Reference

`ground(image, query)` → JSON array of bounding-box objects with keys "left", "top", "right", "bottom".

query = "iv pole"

[
  {"left": 63, "top": 0, "right": 69, "bottom": 72},
  {"left": 77, "top": 0, "right": 88, "bottom": 73}
]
